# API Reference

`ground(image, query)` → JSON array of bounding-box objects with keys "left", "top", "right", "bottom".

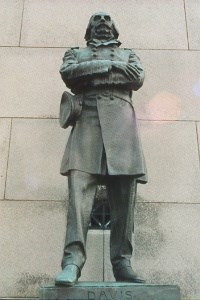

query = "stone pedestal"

[{"left": 39, "top": 282, "right": 181, "bottom": 300}]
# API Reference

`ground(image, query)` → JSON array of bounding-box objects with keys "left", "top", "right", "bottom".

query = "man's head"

[{"left": 84, "top": 12, "right": 119, "bottom": 42}]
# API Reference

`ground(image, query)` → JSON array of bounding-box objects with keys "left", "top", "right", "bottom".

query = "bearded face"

[{"left": 89, "top": 12, "right": 115, "bottom": 41}]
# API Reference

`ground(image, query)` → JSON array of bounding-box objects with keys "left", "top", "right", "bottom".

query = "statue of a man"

[{"left": 55, "top": 12, "right": 147, "bottom": 286}]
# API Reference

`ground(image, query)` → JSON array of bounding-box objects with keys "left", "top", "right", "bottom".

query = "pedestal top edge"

[{"left": 41, "top": 282, "right": 180, "bottom": 289}]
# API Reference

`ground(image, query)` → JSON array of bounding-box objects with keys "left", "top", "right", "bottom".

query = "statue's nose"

[{"left": 100, "top": 16, "right": 106, "bottom": 22}]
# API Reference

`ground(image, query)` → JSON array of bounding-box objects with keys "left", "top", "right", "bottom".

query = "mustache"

[{"left": 95, "top": 23, "right": 112, "bottom": 30}]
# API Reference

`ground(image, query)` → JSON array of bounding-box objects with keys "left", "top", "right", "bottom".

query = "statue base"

[{"left": 39, "top": 282, "right": 181, "bottom": 300}]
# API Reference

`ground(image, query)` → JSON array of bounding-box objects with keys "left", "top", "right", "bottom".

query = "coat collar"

[{"left": 87, "top": 38, "right": 121, "bottom": 47}]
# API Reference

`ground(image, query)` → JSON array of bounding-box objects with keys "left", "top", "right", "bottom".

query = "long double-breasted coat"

[{"left": 59, "top": 42, "right": 147, "bottom": 184}]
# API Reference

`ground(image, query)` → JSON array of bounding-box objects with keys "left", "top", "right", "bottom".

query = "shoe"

[
  {"left": 113, "top": 266, "right": 145, "bottom": 284},
  {"left": 55, "top": 264, "right": 80, "bottom": 286}
]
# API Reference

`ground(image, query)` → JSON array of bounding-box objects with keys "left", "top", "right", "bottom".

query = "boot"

[
  {"left": 113, "top": 264, "right": 145, "bottom": 283},
  {"left": 55, "top": 264, "right": 80, "bottom": 286}
]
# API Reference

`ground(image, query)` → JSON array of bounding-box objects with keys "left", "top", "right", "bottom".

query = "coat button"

[
  {"left": 97, "top": 95, "right": 101, "bottom": 100},
  {"left": 93, "top": 54, "right": 98, "bottom": 58},
  {"left": 110, "top": 53, "right": 114, "bottom": 57},
  {"left": 111, "top": 49, "right": 115, "bottom": 52},
  {"left": 110, "top": 96, "right": 114, "bottom": 100}
]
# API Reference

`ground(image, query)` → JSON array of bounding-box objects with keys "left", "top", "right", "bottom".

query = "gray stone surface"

[
  {"left": 20, "top": 0, "right": 187, "bottom": 49},
  {"left": 0, "top": 201, "right": 103, "bottom": 297},
  {"left": 0, "top": 0, "right": 23, "bottom": 46},
  {"left": 40, "top": 283, "right": 181, "bottom": 300},
  {"left": 197, "top": 122, "right": 200, "bottom": 152},
  {"left": 185, "top": 0, "right": 200, "bottom": 50},
  {"left": 0, "top": 119, "right": 11, "bottom": 199},
  {"left": 0, "top": 200, "right": 65, "bottom": 297},
  {"left": 1, "top": 1, "right": 200, "bottom": 299},
  {"left": 135, "top": 50, "right": 200, "bottom": 121},
  {"left": 104, "top": 203, "right": 200, "bottom": 299},
  {"left": 0, "top": 299, "right": 37, "bottom": 300},
  {"left": 138, "top": 121, "right": 200, "bottom": 203},
  {"left": 80, "top": 231, "right": 104, "bottom": 283},
  {"left": 5, "top": 119, "right": 69, "bottom": 201},
  {"left": 6, "top": 120, "right": 200, "bottom": 203},
  {"left": 0, "top": 47, "right": 64, "bottom": 118},
  {"left": 1, "top": 48, "right": 200, "bottom": 121}
]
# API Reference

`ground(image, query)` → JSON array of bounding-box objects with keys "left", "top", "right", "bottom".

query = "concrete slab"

[
  {"left": 5, "top": 119, "right": 70, "bottom": 201},
  {"left": 0, "top": 201, "right": 103, "bottom": 297},
  {"left": 0, "top": 0, "right": 23, "bottom": 46},
  {"left": 0, "top": 119, "right": 11, "bottom": 199},
  {"left": 138, "top": 121, "right": 200, "bottom": 203},
  {"left": 104, "top": 203, "right": 200, "bottom": 300},
  {"left": 20, "top": 0, "right": 187, "bottom": 49},
  {"left": 134, "top": 50, "right": 200, "bottom": 121},
  {"left": 0, "top": 47, "right": 65, "bottom": 118},
  {"left": 185, "top": 0, "right": 200, "bottom": 50}
]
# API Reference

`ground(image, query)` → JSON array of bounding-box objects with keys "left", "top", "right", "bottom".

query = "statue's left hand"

[{"left": 111, "top": 61, "right": 138, "bottom": 81}]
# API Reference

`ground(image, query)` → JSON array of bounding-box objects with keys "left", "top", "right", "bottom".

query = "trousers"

[{"left": 61, "top": 170, "right": 137, "bottom": 271}]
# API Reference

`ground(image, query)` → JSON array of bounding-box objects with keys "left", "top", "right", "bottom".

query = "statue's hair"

[{"left": 84, "top": 13, "right": 119, "bottom": 41}]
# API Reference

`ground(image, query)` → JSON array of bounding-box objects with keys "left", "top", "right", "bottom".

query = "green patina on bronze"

[
  {"left": 40, "top": 283, "right": 181, "bottom": 300},
  {"left": 56, "top": 12, "right": 148, "bottom": 286}
]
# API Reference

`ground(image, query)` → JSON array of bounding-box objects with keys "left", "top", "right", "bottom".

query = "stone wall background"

[{"left": 0, "top": 0, "right": 200, "bottom": 299}]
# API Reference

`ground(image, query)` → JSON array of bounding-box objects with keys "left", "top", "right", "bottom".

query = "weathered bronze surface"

[
  {"left": 40, "top": 283, "right": 181, "bottom": 300},
  {"left": 55, "top": 12, "right": 148, "bottom": 286}
]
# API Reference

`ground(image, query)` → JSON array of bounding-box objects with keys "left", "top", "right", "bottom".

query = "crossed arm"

[{"left": 60, "top": 48, "right": 144, "bottom": 91}]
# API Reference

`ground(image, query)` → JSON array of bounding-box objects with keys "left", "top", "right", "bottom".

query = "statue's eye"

[
  {"left": 94, "top": 15, "right": 101, "bottom": 21},
  {"left": 104, "top": 16, "right": 111, "bottom": 21}
]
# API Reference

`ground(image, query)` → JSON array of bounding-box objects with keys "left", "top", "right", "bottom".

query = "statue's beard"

[{"left": 92, "top": 24, "right": 114, "bottom": 40}]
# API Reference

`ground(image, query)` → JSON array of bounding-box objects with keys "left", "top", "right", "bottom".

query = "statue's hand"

[
  {"left": 111, "top": 61, "right": 138, "bottom": 80},
  {"left": 111, "top": 61, "right": 126, "bottom": 70}
]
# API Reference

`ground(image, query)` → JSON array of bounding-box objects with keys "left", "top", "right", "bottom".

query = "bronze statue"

[{"left": 55, "top": 12, "right": 147, "bottom": 286}]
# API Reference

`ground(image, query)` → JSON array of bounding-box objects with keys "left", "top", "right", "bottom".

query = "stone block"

[
  {"left": 6, "top": 119, "right": 69, "bottom": 201},
  {"left": 0, "top": 47, "right": 65, "bottom": 118},
  {"left": 197, "top": 122, "right": 200, "bottom": 150},
  {"left": 80, "top": 231, "right": 104, "bottom": 282},
  {"left": 103, "top": 231, "right": 115, "bottom": 282},
  {"left": 185, "top": 0, "right": 200, "bottom": 50},
  {"left": 0, "top": 119, "right": 11, "bottom": 199},
  {"left": 2, "top": 46, "right": 199, "bottom": 122},
  {"left": 21, "top": 0, "right": 187, "bottom": 49},
  {"left": 0, "top": 201, "right": 103, "bottom": 297},
  {"left": 0, "top": 299, "right": 36, "bottom": 300},
  {"left": 0, "top": 0, "right": 23, "bottom": 46},
  {"left": 138, "top": 121, "right": 200, "bottom": 203},
  {"left": 104, "top": 203, "right": 200, "bottom": 299},
  {"left": 134, "top": 50, "right": 200, "bottom": 121},
  {"left": 40, "top": 283, "right": 181, "bottom": 300},
  {"left": 0, "top": 200, "right": 66, "bottom": 297}
]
